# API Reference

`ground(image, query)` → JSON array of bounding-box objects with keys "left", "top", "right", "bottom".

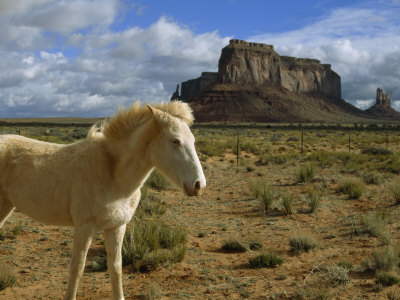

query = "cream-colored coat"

[{"left": 0, "top": 102, "right": 206, "bottom": 300}]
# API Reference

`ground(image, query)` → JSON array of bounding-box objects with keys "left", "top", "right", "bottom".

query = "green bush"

[
  {"left": 294, "top": 163, "right": 316, "bottom": 183},
  {"left": 249, "top": 252, "right": 284, "bottom": 268},
  {"left": 338, "top": 178, "right": 365, "bottom": 199}
]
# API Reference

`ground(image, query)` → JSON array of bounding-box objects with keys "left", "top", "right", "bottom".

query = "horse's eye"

[{"left": 172, "top": 138, "right": 181, "bottom": 145}]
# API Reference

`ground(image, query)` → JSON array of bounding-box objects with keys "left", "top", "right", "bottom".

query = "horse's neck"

[{"left": 105, "top": 120, "right": 155, "bottom": 197}]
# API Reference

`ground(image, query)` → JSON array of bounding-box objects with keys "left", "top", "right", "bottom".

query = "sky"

[{"left": 0, "top": 0, "right": 399, "bottom": 117}]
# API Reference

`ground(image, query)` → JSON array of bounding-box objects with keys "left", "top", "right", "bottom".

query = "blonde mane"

[{"left": 92, "top": 101, "right": 194, "bottom": 140}]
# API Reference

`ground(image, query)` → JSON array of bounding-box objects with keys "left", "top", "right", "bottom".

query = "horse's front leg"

[
  {"left": 104, "top": 224, "right": 127, "bottom": 300},
  {"left": 64, "top": 223, "right": 96, "bottom": 300}
]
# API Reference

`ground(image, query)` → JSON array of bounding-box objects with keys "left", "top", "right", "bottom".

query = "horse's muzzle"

[{"left": 183, "top": 180, "right": 205, "bottom": 196}]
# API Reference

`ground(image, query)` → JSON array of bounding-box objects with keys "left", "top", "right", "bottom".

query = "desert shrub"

[
  {"left": 326, "top": 265, "right": 351, "bottom": 286},
  {"left": 338, "top": 178, "right": 365, "bottom": 199},
  {"left": 294, "top": 163, "right": 315, "bottom": 183},
  {"left": 287, "top": 136, "right": 300, "bottom": 142},
  {"left": 308, "top": 151, "right": 336, "bottom": 167},
  {"left": 361, "top": 172, "right": 384, "bottom": 185},
  {"left": 359, "top": 212, "right": 391, "bottom": 244},
  {"left": 372, "top": 246, "right": 400, "bottom": 271},
  {"left": 249, "top": 252, "right": 284, "bottom": 268},
  {"left": 361, "top": 147, "right": 392, "bottom": 156},
  {"left": 221, "top": 238, "right": 247, "bottom": 253},
  {"left": 195, "top": 137, "right": 228, "bottom": 157},
  {"left": 11, "top": 221, "right": 23, "bottom": 236},
  {"left": 270, "top": 132, "right": 284, "bottom": 142},
  {"left": 92, "top": 256, "right": 107, "bottom": 272},
  {"left": 250, "top": 179, "right": 275, "bottom": 211},
  {"left": 389, "top": 182, "right": 400, "bottom": 205},
  {"left": 307, "top": 191, "right": 322, "bottom": 213},
  {"left": 280, "top": 192, "right": 295, "bottom": 215},
  {"left": 290, "top": 233, "right": 318, "bottom": 253},
  {"left": 0, "top": 263, "right": 16, "bottom": 290},
  {"left": 122, "top": 217, "right": 187, "bottom": 270},
  {"left": 145, "top": 170, "right": 170, "bottom": 191},
  {"left": 376, "top": 271, "right": 400, "bottom": 286}
]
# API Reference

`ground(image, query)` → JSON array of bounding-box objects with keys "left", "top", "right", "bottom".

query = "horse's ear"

[{"left": 147, "top": 104, "right": 170, "bottom": 125}]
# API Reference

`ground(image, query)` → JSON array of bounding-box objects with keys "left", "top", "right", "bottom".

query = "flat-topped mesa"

[{"left": 217, "top": 39, "right": 341, "bottom": 98}]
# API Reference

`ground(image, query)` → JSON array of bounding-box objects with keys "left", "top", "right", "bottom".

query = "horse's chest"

[{"left": 95, "top": 194, "right": 140, "bottom": 230}]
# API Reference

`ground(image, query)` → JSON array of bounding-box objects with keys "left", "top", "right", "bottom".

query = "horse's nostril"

[{"left": 194, "top": 181, "right": 201, "bottom": 190}]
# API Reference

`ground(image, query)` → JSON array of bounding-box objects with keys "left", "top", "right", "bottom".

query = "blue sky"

[{"left": 0, "top": 0, "right": 399, "bottom": 117}]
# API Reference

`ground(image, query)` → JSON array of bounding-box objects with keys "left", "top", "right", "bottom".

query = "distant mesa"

[
  {"left": 365, "top": 88, "right": 400, "bottom": 119},
  {"left": 172, "top": 39, "right": 398, "bottom": 122}
]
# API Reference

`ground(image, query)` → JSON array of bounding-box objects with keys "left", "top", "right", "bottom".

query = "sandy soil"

[{"left": 0, "top": 151, "right": 400, "bottom": 299}]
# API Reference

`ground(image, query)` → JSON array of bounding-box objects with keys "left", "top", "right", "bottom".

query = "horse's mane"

[{"left": 90, "top": 101, "right": 194, "bottom": 140}]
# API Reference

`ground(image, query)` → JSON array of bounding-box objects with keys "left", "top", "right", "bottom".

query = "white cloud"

[
  {"left": 0, "top": 5, "right": 230, "bottom": 117},
  {"left": 249, "top": 5, "right": 400, "bottom": 109}
]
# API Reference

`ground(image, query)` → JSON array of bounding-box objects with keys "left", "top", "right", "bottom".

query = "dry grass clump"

[
  {"left": 289, "top": 233, "right": 318, "bottom": 253},
  {"left": 338, "top": 178, "right": 365, "bottom": 199},
  {"left": 0, "top": 263, "right": 16, "bottom": 291},
  {"left": 372, "top": 246, "right": 400, "bottom": 271},
  {"left": 249, "top": 252, "right": 284, "bottom": 268},
  {"left": 250, "top": 179, "right": 275, "bottom": 212},
  {"left": 122, "top": 188, "right": 186, "bottom": 271},
  {"left": 361, "top": 172, "right": 384, "bottom": 185},
  {"left": 294, "top": 163, "right": 316, "bottom": 183},
  {"left": 280, "top": 192, "right": 295, "bottom": 215},
  {"left": 389, "top": 182, "right": 400, "bottom": 205},
  {"left": 221, "top": 238, "right": 248, "bottom": 253},
  {"left": 376, "top": 271, "right": 400, "bottom": 286},
  {"left": 307, "top": 191, "right": 322, "bottom": 213},
  {"left": 357, "top": 211, "right": 391, "bottom": 245},
  {"left": 145, "top": 170, "right": 170, "bottom": 191},
  {"left": 361, "top": 146, "right": 392, "bottom": 156}
]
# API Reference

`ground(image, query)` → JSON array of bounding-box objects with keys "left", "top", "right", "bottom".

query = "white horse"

[{"left": 0, "top": 101, "right": 206, "bottom": 300}]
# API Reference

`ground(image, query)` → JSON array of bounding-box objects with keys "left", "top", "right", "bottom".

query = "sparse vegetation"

[
  {"left": 146, "top": 170, "right": 170, "bottom": 191},
  {"left": 389, "top": 182, "right": 400, "bottom": 205},
  {"left": 221, "top": 238, "right": 247, "bottom": 252},
  {"left": 290, "top": 233, "right": 318, "bottom": 253},
  {"left": 338, "top": 178, "right": 365, "bottom": 199},
  {"left": 0, "top": 263, "right": 16, "bottom": 290},
  {"left": 294, "top": 163, "right": 315, "bottom": 183},
  {"left": 4, "top": 124, "right": 400, "bottom": 298},
  {"left": 376, "top": 271, "right": 400, "bottom": 286},
  {"left": 250, "top": 179, "right": 275, "bottom": 212},
  {"left": 249, "top": 252, "right": 284, "bottom": 268},
  {"left": 372, "top": 246, "right": 400, "bottom": 271},
  {"left": 307, "top": 191, "right": 322, "bottom": 213},
  {"left": 280, "top": 192, "right": 295, "bottom": 215}
]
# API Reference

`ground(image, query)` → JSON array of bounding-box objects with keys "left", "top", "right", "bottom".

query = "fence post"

[
  {"left": 236, "top": 131, "right": 240, "bottom": 167},
  {"left": 348, "top": 133, "right": 351, "bottom": 152},
  {"left": 386, "top": 133, "right": 389, "bottom": 149},
  {"left": 301, "top": 130, "right": 304, "bottom": 154}
]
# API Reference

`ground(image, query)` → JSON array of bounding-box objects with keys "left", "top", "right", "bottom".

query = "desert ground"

[{"left": 1, "top": 123, "right": 400, "bottom": 299}]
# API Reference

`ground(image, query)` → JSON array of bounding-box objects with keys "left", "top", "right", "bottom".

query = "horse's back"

[{"left": 0, "top": 135, "right": 78, "bottom": 225}]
